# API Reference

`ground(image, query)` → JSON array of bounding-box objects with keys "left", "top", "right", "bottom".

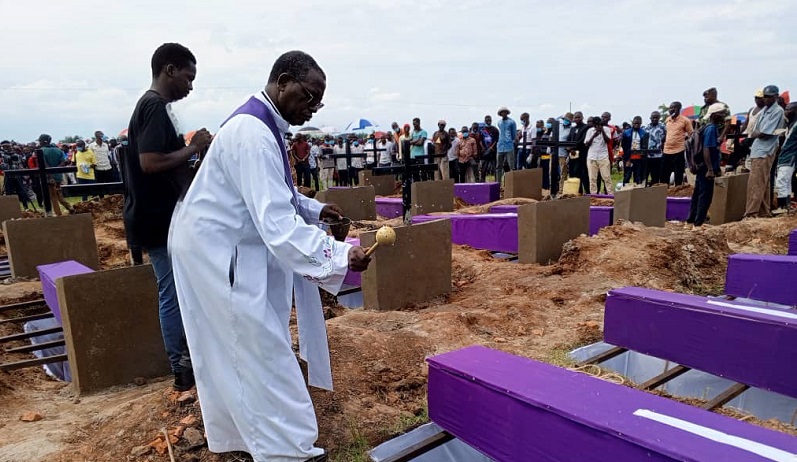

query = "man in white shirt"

[
  {"left": 446, "top": 127, "right": 460, "bottom": 180},
  {"left": 333, "top": 138, "right": 348, "bottom": 186},
  {"left": 88, "top": 130, "right": 113, "bottom": 185},
  {"left": 377, "top": 134, "right": 394, "bottom": 166},
  {"left": 584, "top": 117, "right": 614, "bottom": 194},
  {"left": 349, "top": 139, "right": 364, "bottom": 185}
]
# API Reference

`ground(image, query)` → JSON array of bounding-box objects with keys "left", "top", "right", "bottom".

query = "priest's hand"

[
  {"left": 348, "top": 247, "right": 371, "bottom": 272},
  {"left": 320, "top": 203, "right": 344, "bottom": 221}
]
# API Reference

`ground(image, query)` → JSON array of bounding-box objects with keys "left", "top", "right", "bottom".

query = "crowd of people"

[
  {"left": 284, "top": 85, "right": 796, "bottom": 226},
  {"left": 0, "top": 131, "right": 123, "bottom": 214}
]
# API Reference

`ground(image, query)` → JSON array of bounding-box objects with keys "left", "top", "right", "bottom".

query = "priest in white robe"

[{"left": 169, "top": 51, "right": 370, "bottom": 462}]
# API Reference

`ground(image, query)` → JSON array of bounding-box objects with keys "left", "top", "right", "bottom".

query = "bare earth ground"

[{"left": 1, "top": 194, "right": 796, "bottom": 462}]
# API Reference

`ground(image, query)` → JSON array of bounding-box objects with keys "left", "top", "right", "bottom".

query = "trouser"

[
  {"left": 728, "top": 143, "right": 750, "bottom": 172},
  {"left": 448, "top": 160, "right": 459, "bottom": 180},
  {"left": 95, "top": 168, "right": 113, "bottom": 198},
  {"left": 77, "top": 178, "right": 95, "bottom": 201},
  {"left": 349, "top": 168, "right": 362, "bottom": 185},
  {"left": 540, "top": 157, "right": 551, "bottom": 190},
  {"left": 775, "top": 165, "right": 795, "bottom": 199},
  {"left": 558, "top": 157, "right": 569, "bottom": 193},
  {"left": 147, "top": 246, "right": 191, "bottom": 373},
  {"left": 646, "top": 157, "right": 663, "bottom": 186},
  {"left": 623, "top": 159, "right": 644, "bottom": 185},
  {"left": 32, "top": 179, "right": 44, "bottom": 207},
  {"left": 295, "top": 164, "right": 311, "bottom": 188},
  {"left": 480, "top": 157, "right": 495, "bottom": 183},
  {"left": 550, "top": 157, "right": 561, "bottom": 196},
  {"left": 687, "top": 167, "right": 715, "bottom": 226},
  {"left": 588, "top": 158, "right": 614, "bottom": 194},
  {"left": 662, "top": 152, "right": 686, "bottom": 185},
  {"left": 517, "top": 149, "right": 529, "bottom": 170},
  {"left": 577, "top": 157, "right": 590, "bottom": 194},
  {"left": 457, "top": 162, "right": 470, "bottom": 183},
  {"left": 745, "top": 154, "right": 776, "bottom": 217},
  {"left": 320, "top": 168, "right": 334, "bottom": 189},
  {"left": 336, "top": 168, "right": 349, "bottom": 186},
  {"left": 47, "top": 181, "right": 71, "bottom": 216},
  {"left": 438, "top": 157, "right": 449, "bottom": 181},
  {"left": 496, "top": 150, "right": 514, "bottom": 186},
  {"left": 310, "top": 167, "right": 320, "bottom": 191}
]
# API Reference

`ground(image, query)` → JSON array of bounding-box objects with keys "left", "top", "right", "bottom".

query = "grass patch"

[{"left": 331, "top": 423, "right": 371, "bottom": 462}]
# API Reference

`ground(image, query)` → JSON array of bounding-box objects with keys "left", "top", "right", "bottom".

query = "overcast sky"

[{"left": 1, "top": 0, "right": 794, "bottom": 142}]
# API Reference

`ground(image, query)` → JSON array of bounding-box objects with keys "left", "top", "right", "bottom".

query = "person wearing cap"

[
  {"left": 495, "top": 107, "right": 516, "bottom": 186},
  {"left": 686, "top": 103, "right": 725, "bottom": 228},
  {"left": 433, "top": 119, "right": 451, "bottom": 179},
  {"left": 745, "top": 85, "right": 786, "bottom": 218},
  {"left": 772, "top": 102, "right": 797, "bottom": 215},
  {"left": 698, "top": 87, "right": 731, "bottom": 138},
  {"left": 39, "top": 134, "right": 74, "bottom": 215}
]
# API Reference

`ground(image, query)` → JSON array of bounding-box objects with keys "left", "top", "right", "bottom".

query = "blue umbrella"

[{"left": 341, "top": 118, "right": 376, "bottom": 134}]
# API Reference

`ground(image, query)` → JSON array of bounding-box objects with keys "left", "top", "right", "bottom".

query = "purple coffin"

[
  {"left": 37, "top": 260, "right": 94, "bottom": 325},
  {"left": 411, "top": 214, "right": 517, "bottom": 253},
  {"left": 375, "top": 197, "right": 402, "bottom": 219},
  {"left": 666, "top": 197, "right": 691, "bottom": 221},
  {"left": 605, "top": 286, "right": 797, "bottom": 398},
  {"left": 343, "top": 237, "right": 361, "bottom": 286},
  {"left": 454, "top": 182, "right": 500, "bottom": 205},
  {"left": 725, "top": 254, "right": 797, "bottom": 306},
  {"left": 489, "top": 204, "right": 612, "bottom": 236},
  {"left": 789, "top": 229, "right": 797, "bottom": 256},
  {"left": 428, "top": 345, "right": 797, "bottom": 462}
]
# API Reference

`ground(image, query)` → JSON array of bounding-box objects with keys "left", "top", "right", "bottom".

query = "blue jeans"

[{"left": 147, "top": 246, "right": 191, "bottom": 373}]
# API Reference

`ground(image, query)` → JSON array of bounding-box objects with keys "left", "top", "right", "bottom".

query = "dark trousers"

[
  {"left": 77, "top": 178, "right": 95, "bottom": 201},
  {"left": 448, "top": 160, "right": 459, "bottom": 180},
  {"left": 517, "top": 149, "right": 529, "bottom": 170},
  {"left": 646, "top": 157, "right": 663, "bottom": 185},
  {"left": 336, "top": 169, "right": 349, "bottom": 186},
  {"left": 576, "top": 157, "right": 590, "bottom": 194},
  {"left": 687, "top": 167, "right": 715, "bottom": 226},
  {"left": 456, "top": 162, "right": 470, "bottom": 183},
  {"left": 479, "top": 158, "right": 495, "bottom": 182},
  {"left": 295, "top": 164, "right": 311, "bottom": 188},
  {"left": 662, "top": 152, "right": 686, "bottom": 186},
  {"left": 310, "top": 167, "right": 320, "bottom": 191},
  {"left": 540, "top": 157, "right": 551, "bottom": 190},
  {"left": 550, "top": 158, "right": 561, "bottom": 196},
  {"left": 349, "top": 168, "right": 361, "bottom": 185},
  {"left": 623, "top": 159, "right": 645, "bottom": 185}
]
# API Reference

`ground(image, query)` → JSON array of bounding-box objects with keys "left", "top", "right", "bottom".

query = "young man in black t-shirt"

[{"left": 124, "top": 43, "right": 211, "bottom": 391}]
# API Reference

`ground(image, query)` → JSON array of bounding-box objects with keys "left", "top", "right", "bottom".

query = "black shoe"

[
  {"left": 304, "top": 450, "right": 327, "bottom": 462},
  {"left": 173, "top": 369, "right": 196, "bottom": 392}
]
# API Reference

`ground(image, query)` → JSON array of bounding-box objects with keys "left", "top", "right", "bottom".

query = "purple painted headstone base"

[
  {"left": 667, "top": 197, "right": 691, "bottom": 221},
  {"left": 375, "top": 197, "right": 403, "bottom": 219},
  {"left": 37, "top": 260, "right": 94, "bottom": 325},
  {"left": 412, "top": 214, "right": 518, "bottom": 253},
  {"left": 428, "top": 345, "right": 797, "bottom": 462},
  {"left": 725, "top": 254, "right": 797, "bottom": 306},
  {"left": 789, "top": 229, "right": 797, "bottom": 256},
  {"left": 489, "top": 204, "right": 612, "bottom": 236},
  {"left": 454, "top": 182, "right": 500, "bottom": 205}
]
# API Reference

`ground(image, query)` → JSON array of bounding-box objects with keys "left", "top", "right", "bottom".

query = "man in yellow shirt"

[{"left": 73, "top": 140, "right": 96, "bottom": 201}]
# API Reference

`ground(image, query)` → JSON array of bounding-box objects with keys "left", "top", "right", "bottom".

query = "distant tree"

[
  {"left": 658, "top": 103, "right": 670, "bottom": 121},
  {"left": 60, "top": 135, "right": 83, "bottom": 144}
]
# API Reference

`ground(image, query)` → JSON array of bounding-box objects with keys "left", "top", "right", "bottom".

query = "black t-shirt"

[{"left": 123, "top": 90, "right": 190, "bottom": 249}]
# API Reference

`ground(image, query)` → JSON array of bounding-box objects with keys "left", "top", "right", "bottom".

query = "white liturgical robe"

[{"left": 169, "top": 92, "right": 351, "bottom": 461}]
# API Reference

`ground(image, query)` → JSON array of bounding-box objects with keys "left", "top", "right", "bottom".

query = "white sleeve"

[{"left": 226, "top": 118, "right": 350, "bottom": 293}]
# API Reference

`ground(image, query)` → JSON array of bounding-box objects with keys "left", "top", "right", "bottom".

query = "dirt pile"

[
  {"left": 668, "top": 184, "right": 695, "bottom": 197},
  {"left": 71, "top": 195, "right": 123, "bottom": 223}
]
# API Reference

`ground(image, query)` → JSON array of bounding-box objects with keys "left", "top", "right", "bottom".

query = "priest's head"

[
  {"left": 266, "top": 50, "right": 326, "bottom": 126},
  {"left": 151, "top": 43, "right": 197, "bottom": 103}
]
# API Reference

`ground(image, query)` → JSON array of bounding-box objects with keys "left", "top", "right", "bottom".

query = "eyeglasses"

[{"left": 296, "top": 79, "right": 324, "bottom": 110}]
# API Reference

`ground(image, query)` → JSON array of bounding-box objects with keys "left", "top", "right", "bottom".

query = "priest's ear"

[{"left": 276, "top": 73, "right": 293, "bottom": 91}]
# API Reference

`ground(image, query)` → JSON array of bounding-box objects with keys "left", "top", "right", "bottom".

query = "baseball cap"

[
  {"left": 763, "top": 85, "right": 779, "bottom": 97},
  {"left": 706, "top": 102, "right": 728, "bottom": 117},
  {"left": 754, "top": 88, "right": 764, "bottom": 98}
]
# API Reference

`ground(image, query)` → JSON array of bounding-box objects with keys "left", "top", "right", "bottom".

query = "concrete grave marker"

[
  {"left": 359, "top": 170, "right": 396, "bottom": 196},
  {"left": 709, "top": 173, "right": 749, "bottom": 225},
  {"left": 503, "top": 168, "right": 542, "bottom": 200},
  {"left": 315, "top": 186, "right": 376, "bottom": 221},
  {"left": 3, "top": 213, "right": 99, "bottom": 278},
  {"left": 410, "top": 179, "right": 454, "bottom": 216},
  {"left": 613, "top": 185, "right": 667, "bottom": 227},
  {"left": 518, "top": 196, "right": 590, "bottom": 264},
  {"left": 360, "top": 219, "right": 451, "bottom": 311},
  {"left": 56, "top": 265, "right": 170, "bottom": 394},
  {"left": 0, "top": 196, "right": 22, "bottom": 225}
]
